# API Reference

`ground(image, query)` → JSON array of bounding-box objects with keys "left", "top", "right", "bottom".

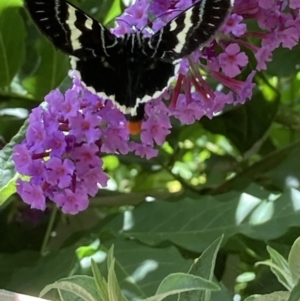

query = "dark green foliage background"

[{"left": 1, "top": 0, "right": 300, "bottom": 300}]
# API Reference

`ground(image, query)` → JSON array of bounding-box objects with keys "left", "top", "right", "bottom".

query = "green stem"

[{"left": 40, "top": 206, "right": 58, "bottom": 255}]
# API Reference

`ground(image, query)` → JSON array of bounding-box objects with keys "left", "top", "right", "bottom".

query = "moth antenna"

[
  {"left": 115, "top": 18, "right": 140, "bottom": 32},
  {"left": 154, "top": 9, "right": 184, "bottom": 22},
  {"left": 140, "top": 8, "right": 184, "bottom": 34}
]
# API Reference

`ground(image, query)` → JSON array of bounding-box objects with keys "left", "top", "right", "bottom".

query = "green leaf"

[
  {"left": 267, "top": 246, "right": 294, "bottom": 290},
  {"left": 288, "top": 279, "right": 300, "bottom": 301},
  {"left": 0, "top": 172, "right": 17, "bottom": 205},
  {"left": 156, "top": 273, "right": 219, "bottom": 294},
  {"left": 107, "top": 245, "right": 114, "bottom": 274},
  {"left": 244, "top": 296, "right": 257, "bottom": 301},
  {"left": 91, "top": 259, "right": 108, "bottom": 301},
  {"left": 105, "top": 187, "right": 300, "bottom": 252},
  {"left": 256, "top": 245, "right": 294, "bottom": 291},
  {"left": 210, "top": 282, "right": 233, "bottom": 301},
  {"left": 103, "top": 0, "right": 122, "bottom": 24},
  {"left": 264, "top": 145, "right": 300, "bottom": 190},
  {"left": 71, "top": 0, "right": 118, "bottom": 25},
  {"left": 244, "top": 291, "right": 290, "bottom": 301},
  {"left": 189, "top": 235, "right": 223, "bottom": 278},
  {"left": 107, "top": 258, "right": 129, "bottom": 301},
  {"left": 96, "top": 239, "right": 192, "bottom": 299},
  {"left": 255, "top": 260, "right": 293, "bottom": 290},
  {"left": 179, "top": 235, "right": 223, "bottom": 301},
  {"left": 214, "top": 140, "right": 300, "bottom": 193},
  {"left": 0, "top": 119, "right": 28, "bottom": 204},
  {"left": 40, "top": 276, "right": 99, "bottom": 301},
  {"left": 103, "top": 155, "right": 120, "bottom": 171},
  {"left": 142, "top": 273, "right": 218, "bottom": 301},
  {"left": 22, "top": 38, "right": 69, "bottom": 99},
  {"left": 267, "top": 45, "right": 300, "bottom": 77},
  {"left": 105, "top": 246, "right": 128, "bottom": 301},
  {"left": 0, "top": 0, "right": 26, "bottom": 89},
  {"left": 288, "top": 237, "right": 300, "bottom": 283}
]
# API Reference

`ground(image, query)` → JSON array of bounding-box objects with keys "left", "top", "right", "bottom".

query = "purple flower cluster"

[
  {"left": 13, "top": 0, "right": 300, "bottom": 214},
  {"left": 13, "top": 75, "right": 166, "bottom": 213}
]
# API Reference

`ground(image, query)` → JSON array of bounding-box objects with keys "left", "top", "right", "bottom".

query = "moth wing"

[
  {"left": 149, "top": 0, "right": 233, "bottom": 60},
  {"left": 23, "top": 0, "right": 117, "bottom": 59}
]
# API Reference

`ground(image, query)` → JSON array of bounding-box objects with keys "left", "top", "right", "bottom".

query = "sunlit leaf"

[
  {"left": 96, "top": 239, "right": 192, "bottom": 299},
  {"left": 288, "top": 279, "right": 300, "bottom": 301},
  {"left": 179, "top": 235, "right": 223, "bottom": 301},
  {"left": 266, "top": 246, "right": 294, "bottom": 290},
  {"left": 91, "top": 259, "right": 108, "bottom": 301},
  {"left": 141, "top": 273, "right": 218, "bottom": 301},
  {"left": 244, "top": 291, "right": 290, "bottom": 301},
  {"left": 40, "top": 276, "right": 97, "bottom": 301},
  {"left": 105, "top": 187, "right": 300, "bottom": 252},
  {"left": 107, "top": 258, "right": 129, "bottom": 301}
]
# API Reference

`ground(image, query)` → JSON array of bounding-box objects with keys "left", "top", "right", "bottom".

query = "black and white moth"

[{"left": 23, "top": 0, "right": 233, "bottom": 122}]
